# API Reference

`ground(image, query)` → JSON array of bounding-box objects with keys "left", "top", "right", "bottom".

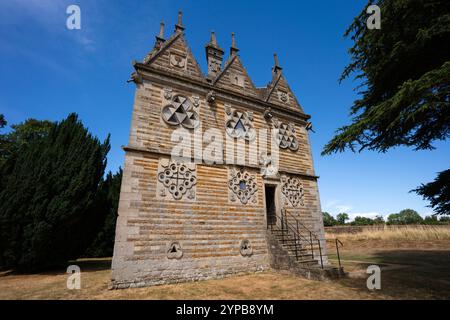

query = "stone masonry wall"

[
  {"left": 111, "top": 35, "right": 328, "bottom": 286},
  {"left": 111, "top": 151, "right": 271, "bottom": 288}
]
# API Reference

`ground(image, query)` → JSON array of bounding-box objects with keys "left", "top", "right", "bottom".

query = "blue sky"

[{"left": 1, "top": 0, "right": 448, "bottom": 220}]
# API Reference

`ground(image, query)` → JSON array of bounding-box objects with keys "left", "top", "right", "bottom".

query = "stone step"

[
  {"left": 288, "top": 254, "right": 315, "bottom": 262},
  {"left": 272, "top": 230, "right": 315, "bottom": 241},
  {"left": 275, "top": 238, "right": 319, "bottom": 245},
  {"left": 282, "top": 246, "right": 308, "bottom": 253},
  {"left": 267, "top": 229, "right": 346, "bottom": 281},
  {"left": 284, "top": 245, "right": 309, "bottom": 252},
  {"left": 286, "top": 250, "right": 314, "bottom": 258},
  {"left": 269, "top": 230, "right": 289, "bottom": 234},
  {"left": 275, "top": 235, "right": 321, "bottom": 242},
  {"left": 294, "top": 259, "right": 318, "bottom": 266},
  {"left": 281, "top": 243, "right": 307, "bottom": 249}
]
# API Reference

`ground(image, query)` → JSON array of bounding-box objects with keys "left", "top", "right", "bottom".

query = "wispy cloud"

[
  {"left": 324, "top": 200, "right": 352, "bottom": 214},
  {"left": 0, "top": 0, "right": 66, "bottom": 26},
  {"left": 0, "top": 39, "right": 76, "bottom": 79},
  {"left": 70, "top": 33, "right": 96, "bottom": 52},
  {"left": 1, "top": 0, "right": 97, "bottom": 51},
  {"left": 77, "top": 35, "right": 95, "bottom": 46},
  {"left": 324, "top": 200, "right": 338, "bottom": 209},
  {"left": 335, "top": 205, "right": 352, "bottom": 213},
  {"left": 324, "top": 200, "right": 385, "bottom": 221}
]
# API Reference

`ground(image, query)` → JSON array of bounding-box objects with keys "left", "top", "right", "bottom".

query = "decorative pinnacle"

[
  {"left": 210, "top": 31, "right": 217, "bottom": 46},
  {"left": 274, "top": 53, "right": 279, "bottom": 67},
  {"left": 154, "top": 21, "right": 165, "bottom": 48},
  {"left": 158, "top": 21, "right": 165, "bottom": 39},
  {"left": 230, "top": 32, "right": 239, "bottom": 55},
  {"left": 273, "top": 53, "right": 282, "bottom": 73},
  {"left": 175, "top": 10, "right": 184, "bottom": 32}
]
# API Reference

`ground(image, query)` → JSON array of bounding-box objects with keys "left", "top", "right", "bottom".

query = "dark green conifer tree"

[
  {"left": 0, "top": 113, "right": 110, "bottom": 271},
  {"left": 85, "top": 168, "right": 122, "bottom": 258}
]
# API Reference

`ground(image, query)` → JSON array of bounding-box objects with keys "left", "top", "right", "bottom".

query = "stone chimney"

[{"left": 205, "top": 31, "right": 224, "bottom": 79}]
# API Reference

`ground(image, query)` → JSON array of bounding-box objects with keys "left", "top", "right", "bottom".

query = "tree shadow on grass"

[
  {"left": 69, "top": 257, "right": 112, "bottom": 272},
  {"left": 337, "top": 250, "right": 450, "bottom": 299},
  {"left": 0, "top": 257, "right": 112, "bottom": 277}
]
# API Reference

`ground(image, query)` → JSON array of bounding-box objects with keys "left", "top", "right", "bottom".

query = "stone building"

[{"left": 111, "top": 12, "right": 342, "bottom": 289}]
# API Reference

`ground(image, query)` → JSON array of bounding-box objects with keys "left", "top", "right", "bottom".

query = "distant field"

[
  {"left": 1, "top": 235, "right": 450, "bottom": 299},
  {"left": 325, "top": 225, "right": 450, "bottom": 241}
]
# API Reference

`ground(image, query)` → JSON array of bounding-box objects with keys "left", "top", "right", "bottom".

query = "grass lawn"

[{"left": 1, "top": 239, "right": 449, "bottom": 300}]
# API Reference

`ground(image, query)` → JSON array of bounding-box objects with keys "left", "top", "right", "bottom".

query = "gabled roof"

[
  {"left": 264, "top": 68, "right": 305, "bottom": 113},
  {"left": 142, "top": 21, "right": 205, "bottom": 82},
  {"left": 137, "top": 12, "right": 307, "bottom": 116},
  {"left": 212, "top": 54, "right": 259, "bottom": 99}
]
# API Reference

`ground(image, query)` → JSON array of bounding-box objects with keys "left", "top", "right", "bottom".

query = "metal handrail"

[
  {"left": 268, "top": 208, "right": 325, "bottom": 269},
  {"left": 335, "top": 238, "right": 343, "bottom": 268},
  {"left": 283, "top": 209, "right": 320, "bottom": 241},
  {"left": 317, "top": 239, "right": 323, "bottom": 268},
  {"left": 281, "top": 214, "right": 310, "bottom": 243}
]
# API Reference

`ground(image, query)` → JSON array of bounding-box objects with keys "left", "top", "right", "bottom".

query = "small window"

[{"left": 231, "top": 73, "right": 244, "bottom": 87}]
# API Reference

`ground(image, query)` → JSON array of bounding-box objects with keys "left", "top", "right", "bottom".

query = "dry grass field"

[
  {"left": 325, "top": 225, "right": 450, "bottom": 241},
  {"left": 1, "top": 226, "right": 449, "bottom": 300}
]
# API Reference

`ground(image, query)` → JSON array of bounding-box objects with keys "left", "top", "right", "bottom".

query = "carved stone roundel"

[
  {"left": 240, "top": 239, "right": 253, "bottom": 256},
  {"left": 170, "top": 53, "right": 186, "bottom": 69},
  {"left": 226, "top": 109, "right": 256, "bottom": 141},
  {"left": 228, "top": 168, "right": 258, "bottom": 204},
  {"left": 274, "top": 122, "right": 299, "bottom": 151},
  {"left": 281, "top": 177, "right": 304, "bottom": 207},
  {"left": 158, "top": 161, "right": 197, "bottom": 200},
  {"left": 162, "top": 95, "right": 199, "bottom": 129},
  {"left": 279, "top": 91, "right": 289, "bottom": 103},
  {"left": 167, "top": 242, "right": 183, "bottom": 259}
]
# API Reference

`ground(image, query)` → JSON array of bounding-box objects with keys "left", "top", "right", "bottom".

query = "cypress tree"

[
  {"left": 0, "top": 113, "right": 110, "bottom": 271},
  {"left": 85, "top": 168, "right": 122, "bottom": 258}
]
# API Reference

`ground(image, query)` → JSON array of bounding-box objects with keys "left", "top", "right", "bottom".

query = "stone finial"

[
  {"left": 155, "top": 21, "right": 165, "bottom": 48},
  {"left": 210, "top": 31, "right": 218, "bottom": 47},
  {"left": 177, "top": 10, "right": 182, "bottom": 25},
  {"left": 230, "top": 32, "right": 239, "bottom": 55},
  {"left": 175, "top": 10, "right": 185, "bottom": 32},
  {"left": 273, "top": 53, "right": 282, "bottom": 74},
  {"left": 158, "top": 21, "right": 165, "bottom": 39}
]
